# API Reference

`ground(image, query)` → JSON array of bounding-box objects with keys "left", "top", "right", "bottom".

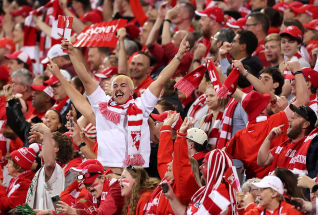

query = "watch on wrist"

[
  {"left": 193, "top": 59, "right": 201, "bottom": 63},
  {"left": 78, "top": 142, "right": 86, "bottom": 149}
]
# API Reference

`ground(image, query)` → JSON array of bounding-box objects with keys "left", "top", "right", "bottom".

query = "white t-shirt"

[
  {"left": 34, "top": 163, "right": 65, "bottom": 210},
  {"left": 87, "top": 86, "right": 158, "bottom": 168}
]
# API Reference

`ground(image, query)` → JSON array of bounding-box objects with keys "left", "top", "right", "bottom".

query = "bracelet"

[
  {"left": 78, "top": 142, "right": 86, "bottom": 149},
  {"left": 164, "top": 19, "right": 172, "bottom": 23},
  {"left": 193, "top": 59, "right": 201, "bottom": 63},
  {"left": 175, "top": 55, "right": 182, "bottom": 61},
  {"left": 294, "top": 70, "right": 303, "bottom": 75}
]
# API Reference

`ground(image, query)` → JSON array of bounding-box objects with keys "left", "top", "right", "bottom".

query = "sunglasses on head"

[
  {"left": 127, "top": 165, "right": 137, "bottom": 173},
  {"left": 77, "top": 172, "right": 101, "bottom": 181}
]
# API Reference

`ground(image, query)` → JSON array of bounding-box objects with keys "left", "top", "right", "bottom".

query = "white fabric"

[
  {"left": 34, "top": 163, "right": 65, "bottom": 210},
  {"left": 87, "top": 86, "right": 158, "bottom": 167}
]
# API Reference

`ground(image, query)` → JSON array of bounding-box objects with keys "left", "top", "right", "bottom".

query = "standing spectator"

[
  {"left": 246, "top": 12, "right": 271, "bottom": 67},
  {"left": 165, "top": 3, "right": 195, "bottom": 32}
]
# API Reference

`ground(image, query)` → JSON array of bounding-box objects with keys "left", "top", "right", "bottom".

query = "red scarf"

[
  {"left": 217, "top": 67, "right": 240, "bottom": 99},
  {"left": 217, "top": 86, "right": 253, "bottom": 149},
  {"left": 52, "top": 96, "right": 69, "bottom": 112},
  {"left": 201, "top": 111, "right": 224, "bottom": 146},
  {"left": 283, "top": 52, "right": 302, "bottom": 78},
  {"left": 188, "top": 94, "right": 206, "bottom": 118},
  {"left": 98, "top": 96, "right": 145, "bottom": 166},
  {"left": 207, "top": 59, "right": 222, "bottom": 93}
]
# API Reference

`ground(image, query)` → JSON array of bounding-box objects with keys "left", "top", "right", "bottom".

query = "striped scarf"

[
  {"left": 188, "top": 94, "right": 206, "bottom": 119},
  {"left": 201, "top": 111, "right": 224, "bottom": 147},
  {"left": 309, "top": 94, "right": 318, "bottom": 113},
  {"left": 189, "top": 149, "right": 239, "bottom": 215},
  {"left": 217, "top": 86, "right": 253, "bottom": 149},
  {"left": 98, "top": 97, "right": 145, "bottom": 166}
]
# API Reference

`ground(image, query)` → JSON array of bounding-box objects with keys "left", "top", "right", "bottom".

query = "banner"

[{"left": 73, "top": 19, "right": 127, "bottom": 48}]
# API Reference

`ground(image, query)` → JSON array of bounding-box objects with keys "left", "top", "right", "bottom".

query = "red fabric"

[
  {"left": 253, "top": 40, "right": 271, "bottom": 67},
  {"left": 9, "top": 138, "right": 24, "bottom": 153},
  {"left": 289, "top": 128, "right": 318, "bottom": 174},
  {"left": 129, "top": 0, "right": 148, "bottom": 26},
  {"left": 202, "top": 111, "right": 224, "bottom": 146},
  {"left": 207, "top": 59, "right": 222, "bottom": 93},
  {"left": 24, "top": 99, "right": 36, "bottom": 122},
  {"left": 148, "top": 42, "right": 193, "bottom": 77},
  {"left": 217, "top": 67, "right": 240, "bottom": 99},
  {"left": 0, "top": 170, "right": 34, "bottom": 214},
  {"left": 134, "top": 76, "right": 153, "bottom": 97},
  {"left": 63, "top": 157, "right": 83, "bottom": 176},
  {"left": 267, "top": 27, "right": 280, "bottom": 34},
  {"left": 198, "top": 37, "right": 211, "bottom": 57},
  {"left": 60, "top": 179, "right": 88, "bottom": 207},
  {"left": 52, "top": 96, "right": 68, "bottom": 112},
  {"left": 225, "top": 111, "right": 289, "bottom": 179},
  {"left": 0, "top": 97, "right": 7, "bottom": 121},
  {"left": 244, "top": 200, "right": 303, "bottom": 215},
  {"left": 129, "top": 191, "right": 152, "bottom": 215},
  {"left": 174, "top": 132, "right": 201, "bottom": 205},
  {"left": 80, "top": 9, "right": 103, "bottom": 24},
  {"left": 174, "top": 25, "right": 195, "bottom": 32},
  {"left": 74, "top": 179, "right": 124, "bottom": 215},
  {"left": 270, "top": 137, "right": 306, "bottom": 172}
]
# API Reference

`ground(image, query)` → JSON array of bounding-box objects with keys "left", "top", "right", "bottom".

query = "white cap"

[
  {"left": 41, "top": 44, "right": 68, "bottom": 64},
  {"left": 186, "top": 128, "right": 208, "bottom": 145},
  {"left": 252, "top": 176, "right": 284, "bottom": 195}
]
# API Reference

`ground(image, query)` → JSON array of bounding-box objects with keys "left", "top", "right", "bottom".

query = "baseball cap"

[
  {"left": 10, "top": 6, "right": 32, "bottom": 17},
  {"left": 289, "top": 104, "right": 317, "bottom": 131},
  {"left": 95, "top": 66, "right": 118, "bottom": 79},
  {"left": 280, "top": 25, "right": 303, "bottom": 42},
  {"left": 30, "top": 84, "right": 54, "bottom": 98},
  {"left": 5, "top": 50, "right": 34, "bottom": 64},
  {"left": 252, "top": 176, "right": 284, "bottom": 195},
  {"left": 226, "top": 17, "right": 247, "bottom": 30},
  {"left": 71, "top": 159, "right": 105, "bottom": 184},
  {"left": 304, "top": 19, "right": 318, "bottom": 32},
  {"left": 41, "top": 44, "right": 68, "bottom": 64},
  {"left": 44, "top": 70, "right": 72, "bottom": 86},
  {"left": 0, "top": 38, "right": 15, "bottom": 54},
  {"left": 195, "top": 6, "right": 224, "bottom": 25},
  {"left": 186, "top": 128, "right": 208, "bottom": 145},
  {"left": 284, "top": 68, "right": 318, "bottom": 88},
  {"left": 293, "top": 4, "right": 318, "bottom": 19},
  {"left": 273, "top": 2, "right": 289, "bottom": 13}
]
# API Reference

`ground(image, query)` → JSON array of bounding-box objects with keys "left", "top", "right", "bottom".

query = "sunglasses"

[
  {"left": 77, "top": 172, "right": 101, "bottom": 181},
  {"left": 127, "top": 165, "right": 137, "bottom": 173}
]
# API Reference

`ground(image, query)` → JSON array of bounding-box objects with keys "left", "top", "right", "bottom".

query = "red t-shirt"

[{"left": 134, "top": 76, "right": 153, "bottom": 97}]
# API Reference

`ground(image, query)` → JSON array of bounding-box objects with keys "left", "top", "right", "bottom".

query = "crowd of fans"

[{"left": 0, "top": 0, "right": 318, "bottom": 214}]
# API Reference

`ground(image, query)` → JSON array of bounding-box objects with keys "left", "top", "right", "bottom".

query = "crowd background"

[{"left": 0, "top": 0, "right": 318, "bottom": 214}]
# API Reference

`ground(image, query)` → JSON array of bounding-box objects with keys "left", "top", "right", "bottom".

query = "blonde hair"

[
  {"left": 122, "top": 167, "right": 160, "bottom": 215},
  {"left": 111, "top": 75, "right": 134, "bottom": 90},
  {"left": 265, "top": 33, "right": 280, "bottom": 44}
]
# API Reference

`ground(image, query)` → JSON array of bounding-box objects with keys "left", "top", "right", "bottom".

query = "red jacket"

[
  {"left": 244, "top": 201, "right": 303, "bottom": 215},
  {"left": 0, "top": 170, "right": 34, "bottom": 214}
]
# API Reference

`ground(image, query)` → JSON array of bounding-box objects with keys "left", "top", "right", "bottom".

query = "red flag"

[{"left": 73, "top": 19, "right": 127, "bottom": 48}]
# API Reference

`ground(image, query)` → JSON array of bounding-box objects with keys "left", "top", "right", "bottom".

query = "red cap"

[
  {"left": 293, "top": 4, "right": 318, "bottom": 19},
  {"left": 289, "top": 1, "right": 304, "bottom": 14},
  {"left": 280, "top": 25, "right": 303, "bottom": 41},
  {"left": 226, "top": 17, "right": 247, "bottom": 29},
  {"left": 285, "top": 68, "right": 318, "bottom": 88},
  {"left": 273, "top": 2, "right": 289, "bottom": 13},
  {"left": 242, "top": 91, "right": 271, "bottom": 122},
  {"left": 10, "top": 6, "right": 32, "bottom": 17},
  {"left": 30, "top": 84, "right": 54, "bottom": 97},
  {"left": 10, "top": 143, "right": 40, "bottom": 170},
  {"left": 195, "top": 6, "right": 224, "bottom": 25},
  {"left": 0, "top": 65, "right": 9, "bottom": 82},
  {"left": 5, "top": 50, "right": 33, "bottom": 64},
  {"left": 150, "top": 110, "right": 183, "bottom": 130},
  {"left": 71, "top": 159, "right": 105, "bottom": 184},
  {"left": 95, "top": 66, "right": 118, "bottom": 79},
  {"left": 0, "top": 38, "right": 15, "bottom": 54},
  {"left": 304, "top": 19, "right": 318, "bottom": 31},
  {"left": 44, "top": 75, "right": 59, "bottom": 86}
]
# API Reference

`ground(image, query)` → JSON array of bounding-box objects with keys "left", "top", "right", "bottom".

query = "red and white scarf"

[
  {"left": 189, "top": 150, "right": 239, "bottom": 215},
  {"left": 217, "top": 86, "right": 253, "bottom": 149},
  {"left": 217, "top": 67, "right": 240, "bottom": 99},
  {"left": 309, "top": 94, "right": 318, "bottom": 113},
  {"left": 188, "top": 94, "right": 206, "bottom": 119},
  {"left": 283, "top": 52, "right": 302, "bottom": 78},
  {"left": 206, "top": 59, "right": 222, "bottom": 93},
  {"left": 98, "top": 97, "right": 145, "bottom": 166},
  {"left": 201, "top": 111, "right": 224, "bottom": 146}
]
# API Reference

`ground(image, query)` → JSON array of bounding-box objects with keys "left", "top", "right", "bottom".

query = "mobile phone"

[
  {"left": 51, "top": 195, "right": 61, "bottom": 213},
  {"left": 161, "top": 183, "right": 169, "bottom": 193},
  {"left": 70, "top": 116, "right": 74, "bottom": 127}
]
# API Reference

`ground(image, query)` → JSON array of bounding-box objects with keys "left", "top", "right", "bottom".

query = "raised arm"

[
  {"left": 31, "top": 123, "right": 56, "bottom": 181},
  {"left": 103, "top": 0, "right": 113, "bottom": 21},
  {"left": 145, "top": 3, "right": 166, "bottom": 48},
  {"left": 61, "top": 40, "right": 99, "bottom": 95},
  {"left": 59, "top": 0, "right": 87, "bottom": 33},
  {"left": 148, "top": 36, "right": 190, "bottom": 97},
  {"left": 162, "top": 6, "right": 178, "bottom": 45},
  {"left": 47, "top": 61, "right": 96, "bottom": 125},
  {"left": 257, "top": 125, "right": 284, "bottom": 166},
  {"left": 117, "top": 28, "right": 129, "bottom": 75}
]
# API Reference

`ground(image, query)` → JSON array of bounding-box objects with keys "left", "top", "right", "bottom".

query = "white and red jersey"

[
  {"left": 289, "top": 130, "right": 318, "bottom": 175},
  {"left": 309, "top": 94, "right": 318, "bottom": 113}
]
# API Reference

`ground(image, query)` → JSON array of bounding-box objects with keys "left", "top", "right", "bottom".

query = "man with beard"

[{"left": 257, "top": 104, "right": 317, "bottom": 174}]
